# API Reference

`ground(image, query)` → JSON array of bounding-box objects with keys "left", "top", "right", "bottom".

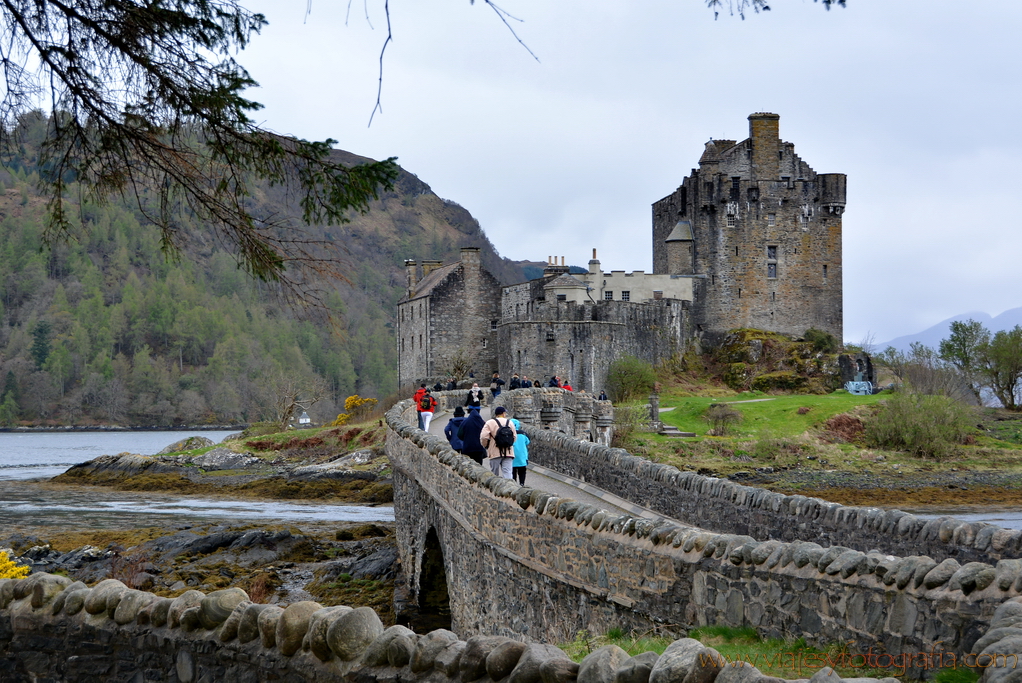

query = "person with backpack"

[
  {"left": 417, "top": 388, "right": 437, "bottom": 432},
  {"left": 444, "top": 406, "right": 467, "bottom": 453},
  {"left": 459, "top": 406, "right": 487, "bottom": 465},
  {"left": 510, "top": 417, "right": 530, "bottom": 485},
  {"left": 480, "top": 405, "right": 517, "bottom": 479}
]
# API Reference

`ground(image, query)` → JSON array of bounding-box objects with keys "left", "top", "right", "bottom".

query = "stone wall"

[
  {"left": 525, "top": 428, "right": 1022, "bottom": 566},
  {"left": 496, "top": 299, "right": 689, "bottom": 394},
  {"left": 387, "top": 400, "right": 1020, "bottom": 667}
]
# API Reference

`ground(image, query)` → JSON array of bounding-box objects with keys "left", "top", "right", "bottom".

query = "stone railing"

[
  {"left": 524, "top": 428, "right": 1022, "bottom": 566},
  {"left": 385, "top": 399, "right": 1022, "bottom": 675}
]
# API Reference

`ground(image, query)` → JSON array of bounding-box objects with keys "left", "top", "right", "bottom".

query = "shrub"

[
  {"left": 0, "top": 551, "right": 29, "bottom": 579},
  {"left": 864, "top": 392, "right": 975, "bottom": 459},
  {"left": 606, "top": 356, "right": 656, "bottom": 402},
  {"left": 703, "top": 403, "right": 743, "bottom": 436},
  {"left": 804, "top": 328, "right": 839, "bottom": 354}
]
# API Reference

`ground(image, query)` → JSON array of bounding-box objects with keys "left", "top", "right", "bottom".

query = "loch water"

[{"left": 0, "top": 431, "right": 394, "bottom": 531}]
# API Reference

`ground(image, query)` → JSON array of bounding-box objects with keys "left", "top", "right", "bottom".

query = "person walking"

[
  {"left": 490, "top": 372, "right": 505, "bottom": 399},
  {"left": 480, "top": 406, "right": 516, "bottom": 479},
  {"left": 465, "top": 383, "right": 484, "bottom": 409},
  {"left": 459, "top": 406, "right": 487, "bottom": 465},
  {"left": 510, "top": 417, "right": 530, "bottom": 486},
  {"left": 413, "top": 383, "right": 427, "bottom": 428},
  {"left": 444, "top": 406, "right": 467, "bottom": 453},
  {"left": 417, "top": 388, "right": 437, "bottom": 432}
]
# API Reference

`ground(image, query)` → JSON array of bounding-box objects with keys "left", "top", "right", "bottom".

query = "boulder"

[
  {"left": 649, "top": 638, "right": 721, "bottom": 683},
  {"left": 30, "top": 573, "right": 71, "bottom": 609},
  {"left": 541, "top": 658, "right": 581, "bottom": 683},
  {"left": 199, "top": 587, "right": 250, "bottom": 629},
  {"left": 510, "top": 644, "right": 575, "bottom": 683},
  {"left": 411, "top": 629, "right": 460, "bottom": 673},
  {"left": 238, "top": 603, "right": 274, "bottom": 644},
  {"left": 276, "top": 601, "right": 323, "bottom": 656},
  {"left": 83, "top": 578, "right": 129, "bottom": 616},
  {"left": 158, "top": 436, "right": 215, "bottom": 454},
  {"left": 257, "top": 604, "right": 285, "bottom": 648},
  {"left": 326, "top": 606, "right": 385, "bottom": 661},
  {"left": 388, "top": 634, "right": 418, "bottom": 667},
  {"left": 361, "top": 624, "right": 414, "bottom": 665},
  {"left": 304, "top": 606, "right": 353, "bottom": 662},
  {"left": 436, "top": 641, "right": 468, "bottom": 676},
  {"left": 614, "top": 652, "right": 660, "bottom": 683},
  {"left": 168, "top": 590, "right": 204, "bottom": 628},
  {"left": 113, "top": 590, "right": 158, "bottom": 625},
  {"left": 579, "top": 645, "right": 632, "bottom": 683},
  {"left": 218, "top": 600, "right": 251, "bottom": 642},
  {"left": 461, "top": 636, "right": 512, "bottom": 681},
  {"left": 487, "top": 640, "right": 529, "bottom": 680}
]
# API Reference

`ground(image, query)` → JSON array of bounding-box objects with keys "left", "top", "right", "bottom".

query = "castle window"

[
  {"left": 419, "top": 334, "right": 422, "bottom": 347},
  {"left": 482, "top": 338, "right": 487, "bottom": 349},
  {"left": 730, "top": 177, "right": 740, "bottom": 201},
  {"left": 490, "top": 320, "right": 498, "bottom": 331},
  {"left": 782, "top": 176, "right": 792, "bottom": 188},
  {"left": 621, "top": 291, "right": 631, "bottom": 302},
  {"left": 604, "top": 291, "right": 613, "bottom": 300},
  {"left": 771, "top": 292, "right": 776, "bottom": 302},
  {"left": 767, "top": 263, "right": 777, "bottom": 279},
  {"left": 653, "top": 291, "right": 663, "bottom": 300},
  {"left": 556, "top": 294, "right": 567, "bottom": 301},
  {"left": 726, "top": 213, "right": 736, "bottom": 227},
  {"left": 767, "top": 214, "right": 776, "bottom": 226},
  {"left": 767, "top": 245, "right": 777, "bottom": 260},
  {"left": 823, "top": 265, "right": 828, "bottom": 279}
]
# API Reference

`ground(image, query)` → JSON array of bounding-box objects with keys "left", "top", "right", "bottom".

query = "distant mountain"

[{"left": 877, "top": 307, "right": 1022, "bottom": 352}]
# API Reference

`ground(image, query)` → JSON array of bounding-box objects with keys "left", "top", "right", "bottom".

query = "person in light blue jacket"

[{"left": 510, "top": 418, "right": 530, "bottom": 485}]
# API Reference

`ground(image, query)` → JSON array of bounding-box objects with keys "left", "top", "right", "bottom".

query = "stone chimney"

[
  {"left": 405, "top": 259, "right": 418, "bottom": 296},
  {"left": 748, "top": 112, "right": 781, "bottom": 181},
  {"left": 588, "top": 248, "right": 601, "bottom": 276},
  {"left": 460, "top": 247, "right": 481, "bottom": 274},
  {"left": 421, "top": 260, "right": 444, "bottom": 277}
]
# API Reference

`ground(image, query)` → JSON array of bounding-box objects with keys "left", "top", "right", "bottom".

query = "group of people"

[
  {"left": 411, "top": 371, "right": 616, "bottom": 486},
  {"left": 443, "top": 405, "right": 530, "bottom": 485}
]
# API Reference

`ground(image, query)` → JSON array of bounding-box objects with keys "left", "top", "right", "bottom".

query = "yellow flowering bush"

[
  {"left": 331, "top": 395, "right": 379, "bottom": 427},
  {"left": 0, "top": 550, "right": 29, "bottom": 579},
  {"left": 331, "top": 412, "right": 350, "bottom": 426}
]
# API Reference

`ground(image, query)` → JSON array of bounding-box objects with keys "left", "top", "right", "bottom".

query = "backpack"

[
  {"left": 493, "top": 418, "right": 515, "bottom": 457},
  {"left": 420, "top": 396, "right": 432, "bottom": 411}
]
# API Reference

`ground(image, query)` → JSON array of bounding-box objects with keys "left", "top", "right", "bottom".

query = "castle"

[{"left": 396, "top": 113, "right": 846, "bottom": 392}]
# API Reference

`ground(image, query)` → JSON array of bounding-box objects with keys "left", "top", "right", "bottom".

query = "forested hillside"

[{"left": 0, "top": 113, "right": 524, "bottom": 427}]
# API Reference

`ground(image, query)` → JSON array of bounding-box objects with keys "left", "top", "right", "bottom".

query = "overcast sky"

[{"left": 239, "top": 0, "right": 1022, "bottom": 345}]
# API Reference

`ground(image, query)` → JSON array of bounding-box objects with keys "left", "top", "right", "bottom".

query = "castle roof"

[
  {"left": 543, "top": 273, "right": 588, "bottom": 289},
  {"left": 399, "top": 261, "right": 460, "bottom": 303},
  {"left": 698, "top": 139, "right": 737, "bottom": 164},
  {"left": 665, "top": 220, "right": 693, "bottom": 242}
]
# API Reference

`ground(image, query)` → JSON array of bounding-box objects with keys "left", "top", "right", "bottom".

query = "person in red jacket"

[
  {"left": 561, "top": 379, "right": 573, "bottom": 391},
  {"left": 412, "top": 384, "right": 427, "bottom": 429},
  {"left": 417, "top": 388, "right": 437, "bottom": 432}
]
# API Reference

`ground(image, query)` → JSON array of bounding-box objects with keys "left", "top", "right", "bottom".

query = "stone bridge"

[
  {"left": 6, "top": 389, "right": 1022, "bottom": 682},
  {"left": 391, "top": 388, "right": 1022, "bottom": 672}
]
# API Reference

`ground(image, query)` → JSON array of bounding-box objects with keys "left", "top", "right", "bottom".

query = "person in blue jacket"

[
  {"left": 444, "top": 406, "right": 467, "bottom": 453},
  {"left": 510, "top": 417, "right": 530, "bottom": 485}
]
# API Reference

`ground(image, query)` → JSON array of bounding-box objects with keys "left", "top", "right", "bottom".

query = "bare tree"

[{"left": 273, "top": 373, "right": 328, "bottom": 432}]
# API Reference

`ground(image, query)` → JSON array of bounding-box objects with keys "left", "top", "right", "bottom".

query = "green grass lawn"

[{"left": 657, "top": 390, "right": 883, "bottom": 440}]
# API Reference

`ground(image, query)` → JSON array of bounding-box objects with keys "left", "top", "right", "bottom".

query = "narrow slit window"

[
  {"left": 768, "top": 263, "right": 777, "bottom": 278},
  {"left": 823, "top": 265, "right": 828, "bottom": 279}
]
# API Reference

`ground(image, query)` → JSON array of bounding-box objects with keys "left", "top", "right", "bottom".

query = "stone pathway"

[{"left": 428, "top": 407, "right": 688, "bottom": 525}]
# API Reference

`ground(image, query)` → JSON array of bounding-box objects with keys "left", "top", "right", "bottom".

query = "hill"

[{"left": 0, "top": 115, "right": 524, "bottom": 427}]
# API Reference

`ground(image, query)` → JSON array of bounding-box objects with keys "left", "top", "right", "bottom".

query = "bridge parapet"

[
  {"left": 386, "top": 399, "right": 1022, "bottom": 672},
  {"left": 524, "top": 428, "right": 1022, "bottom": 565}
]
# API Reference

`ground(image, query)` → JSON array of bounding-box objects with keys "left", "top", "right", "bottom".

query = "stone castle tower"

[{"left": 652, "top": 113, "right": 845, "bottom": 344}]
